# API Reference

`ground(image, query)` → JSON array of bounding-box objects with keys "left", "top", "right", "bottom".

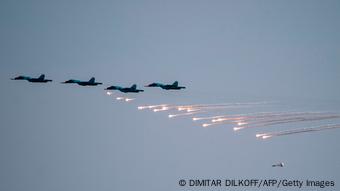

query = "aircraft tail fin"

[
  {"left": 131, "top": 84, "right": 137, "bottom": 90},
  {"left": 172, "top": 81, "right": 178, "bottom": 87},
  {"left": 89, "top": 77, "right": 95, "bottom": 83},
  {"left": 38, "top": 74, "right": 45, "bottom": 80}
]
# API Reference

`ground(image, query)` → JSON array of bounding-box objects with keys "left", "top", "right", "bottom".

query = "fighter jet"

[
  {"left": 105, "top": 84, "right": 144, "bottom": 93},
  {"left": 272, "top": 162, "right": 284, "bottom": 167},
  {"left": 11, "top": 74, "right": 52, "bottom": 83},
  {"left": 62, "top": 77, "right": 102, "bottom": 86},
  {"left": 145, "top": 81, "right": 185, "bottom": 90}
]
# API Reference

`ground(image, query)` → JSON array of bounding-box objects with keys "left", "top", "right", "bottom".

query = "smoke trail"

[
  {"left": 195, "top": 112, "right": 301, "bottom": 127},
  {"left": 138, "top": 104, "right": 168, "bottom": 110},
  {"left": 193, "top": 112, "right": 284, "bottom": 123},
  {"left": 168, "top": 111, "right": 205, "bottom": 118},
  {"left": 244, "top": 112, "right": 334, "bottom": 123},
  {"left": 229, "top": 112, "right": 326, "bottom": 122},
  {"left": 203, "top": 112, "right": 295, "bottom": 126},
  {"left": 153, "top": 106, "right": 171, "bottom": 112},
  {"left": 201, "top": 112, "right": 338, "bottom": 129},
  {"left": 211, "top": 116, "right": 246, "bottom": 123},
  {"left": 236, "top": 114, "right": 340, "bottom": 131},
  {"left": 138, "top": 101, "right": 271, "bottom": 113},
  {"left": 200, "top": 118, "right": 247, "bottom": 128},
  {"left": 192, "top": 116, "right": 225, "bottom": 121},
  {"left": 256, "top": 124, "right": 340, "bottom": 139},
  {"left": 200, "top": 112, "right": 295, "bottom": 123},
  {"left": 177, "top": 101, "right": 270, "bottom": 110}
]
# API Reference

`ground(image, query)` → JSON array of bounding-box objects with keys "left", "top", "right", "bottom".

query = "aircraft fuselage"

[
  {"left": 160, "top": 85, "right": 185, "bottom": 90},
  {"left": 77, "top": 82, "right": 102, "bottom": 86},
  {"left": 119, "top": 89, "right": 144, "bottom": 93},
  {"left": 28, "top": 79, "right": 52, "bottom": 83}
]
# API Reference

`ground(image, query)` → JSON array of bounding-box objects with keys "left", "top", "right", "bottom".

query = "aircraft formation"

[
  {"left": 11, "top": 74, "right": 340, "bottom": 142},
  {"left": 11, "top": 74, "right": 185, "bottom": 93},
  {"left": 11, "top": 74, "right": 340, "bottom": 169}
]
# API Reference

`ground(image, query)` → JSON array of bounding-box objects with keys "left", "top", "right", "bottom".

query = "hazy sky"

[{"left": 1, "top": 0, "right": 340, "bottom": 190}]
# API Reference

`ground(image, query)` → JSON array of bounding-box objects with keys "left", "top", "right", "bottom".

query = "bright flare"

[
  {"left": 212, "top": 118, "right": 227, "bottom": 123},
  {"left": 262, "top": 135, "right": 272, "bottom": 139},
  {"left": 187, "top": 108, "right": 199, "bottom": 112},
  {"left": 256, "top": 134, "right": 266, "bottom": 138},
  {"left": 202, "top": 123, "right": 212, "bottom": 127},
  {"left": 191, "top": 115, "right": 224, "bottom": 121},
  {"left": 138, "top": 104, "right": 169, "bottom": 110},
  {"left": 138, "top": 106, "right": 146, "bottom": 110},
  {"left": 233, "top": 127, "right": 244, "bottom": 131},
  {"left": 237, "top": 122, "right": 248, "bottom": 126}
]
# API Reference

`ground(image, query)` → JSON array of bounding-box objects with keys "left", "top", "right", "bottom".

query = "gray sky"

[{"left": 1, "top": 0, "right": 340, "bottom": 190}]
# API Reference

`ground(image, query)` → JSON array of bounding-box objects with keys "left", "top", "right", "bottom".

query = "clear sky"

[{"left": 0, "top": 0, "right": 340, "bottom": 190}]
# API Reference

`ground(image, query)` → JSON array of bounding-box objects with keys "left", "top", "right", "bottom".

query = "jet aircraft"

[
  {"left": 105, "top": 84, "right": 144, "bottom": 93},
  {"left": 272, "top": 162, "right": 284, "bottom": 167},
  {"left": 62, "top": 77, "right": 102, "bottom": 86},
  {"left": 11, "top": 74, "right": 52, "bottom": 83},
  {"left": 145, "top": 81, "right": 185, "bottom": 90}
]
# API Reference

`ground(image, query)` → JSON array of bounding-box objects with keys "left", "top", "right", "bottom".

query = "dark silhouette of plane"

[
  {"left": 11, "top": 74, "right": 52, "bottom": 83},
  {"left": 145, "top": 81, "right": 185, "bottom": 90},
  {"left": 105, "top": 84, "right": 144, "bottom": 93},
  {"left": 272, "top": 162, "right": 284, "bottom": 167},
  {"left": 62, "top": 77, "right": 102, "bottom": 86}
]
